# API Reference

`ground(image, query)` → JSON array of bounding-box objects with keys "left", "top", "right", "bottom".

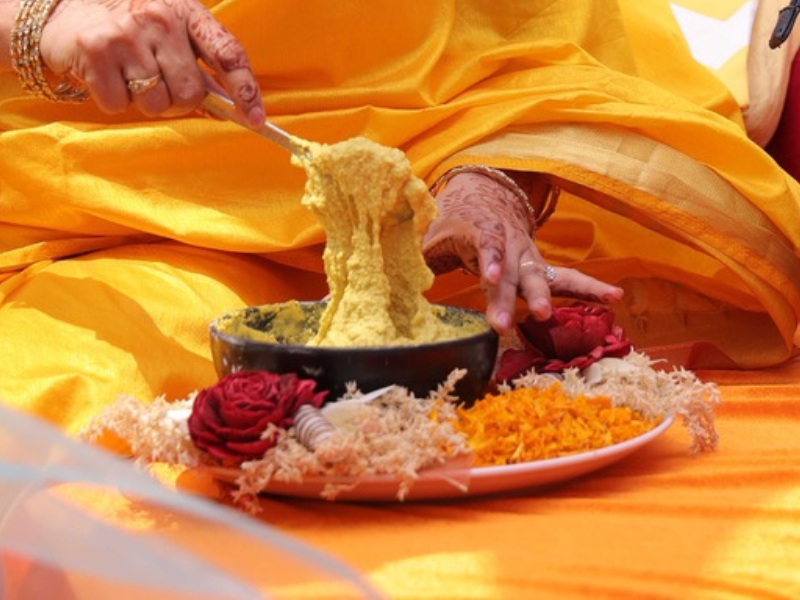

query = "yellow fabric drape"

[{"left": 0, "top": 0, "right": 798, "bottom": 433}]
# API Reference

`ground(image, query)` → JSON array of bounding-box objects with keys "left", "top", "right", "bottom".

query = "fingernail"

[
  {"left": 532, "top": 298, "right": 551, "bottom": 320},
  {"left": 484, "top": 262, "right": 501, "bottom": 284},
  {"left": 602, "top": 287, "right": 624, "bottom": 303},
  {"left": 492, "top": 310, "right": 512, "bottom": 331},
  {"left": 248, "top": 106, "right": 265, "bottom": 128}
]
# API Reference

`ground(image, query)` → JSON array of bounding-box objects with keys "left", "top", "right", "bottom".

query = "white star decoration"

[{"left": 669, "top": 1, "right": 757, "bottom": 70}]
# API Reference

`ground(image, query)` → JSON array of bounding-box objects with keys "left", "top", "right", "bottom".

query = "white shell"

[
  {"left": 581, "top": 357, "right": 639, "bottom": 385},
  {"left": 294, "top": 405, "right": 336, "bottom": 450},
  {"left": 321, "top": 385, "right": 396, "bottom": 431}
]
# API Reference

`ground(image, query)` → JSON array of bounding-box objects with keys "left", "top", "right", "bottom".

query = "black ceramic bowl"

[{"left": 209, "top": 301, "right": 499, "bottom": 403}]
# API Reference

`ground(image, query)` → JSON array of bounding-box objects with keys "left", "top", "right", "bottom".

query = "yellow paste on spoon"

[{"left": 294, "top": 137, "right": 467, "bottom": 347}]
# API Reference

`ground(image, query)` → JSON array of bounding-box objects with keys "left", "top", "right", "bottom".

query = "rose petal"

[
  {"left": 518, "top": 317, "right": 558, "bottom": 356},
  {"left": 219, "top": 403, "right": 276, "bottom": 429},
  {"left": 502, "top": 303, "right": 632, "bottom": 377},
  {"left": 496, "top": 348, "right": 548, "bottom": 382},
  {"left": 549, "top": 324, "right": 591, "bottom": 360},
  {"left": 225, "top": 438, "right": 275, "bottom": 457},
  {"left": 187, "top": 370, "right": 332, "bottom": 464}
]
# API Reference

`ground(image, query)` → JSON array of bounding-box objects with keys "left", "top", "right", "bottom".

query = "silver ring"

[
  {"left": 126, "top": 74, "right": 162, "bottom": 95},
  {"left": 520, "top": 260, "right": 557, "bottom": 284},
  {"left": 544, "top": 265, "right": 557, "bottom": 284}
]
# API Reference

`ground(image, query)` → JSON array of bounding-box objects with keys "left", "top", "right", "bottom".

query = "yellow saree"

[{"left": 0, "top": 0, "right": 798, "bottom": 434}]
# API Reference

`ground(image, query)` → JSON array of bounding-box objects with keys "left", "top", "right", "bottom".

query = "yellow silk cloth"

[
  {"left": 0, "top": 0, "right": 799, "bottom": 435},
  {"left": 668, "top": 0, "right": 800, "bottom": 146},
  {"left": 669, "top": 0, "right": 755, "bottom": 107}
]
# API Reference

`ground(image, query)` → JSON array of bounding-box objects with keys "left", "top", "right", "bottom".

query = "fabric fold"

[{"left": 0, "top": 0, "right": 797, "bottom": 428}]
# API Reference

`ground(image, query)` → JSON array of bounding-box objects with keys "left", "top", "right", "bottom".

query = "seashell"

[
  {"left": 581, "top": 357, "right": 639, "bottom": 386},
  {"left": 321, "top": 385, "right": 396, "bottom": 431},
  {"left": 294, "top": 405, "right": 336, "bottom": 450}
]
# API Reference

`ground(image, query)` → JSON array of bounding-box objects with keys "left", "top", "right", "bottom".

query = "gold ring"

[{"left": 126, "top": 74, "right": 162, "bottom": 95}]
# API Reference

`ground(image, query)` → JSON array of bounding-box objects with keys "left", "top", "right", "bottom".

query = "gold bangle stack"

[
  {"left": 429, "top": 164, "right": 540, "bottom": 236},
  {"left": 10, "top": 0, "right": 89, "bottom": 102}
]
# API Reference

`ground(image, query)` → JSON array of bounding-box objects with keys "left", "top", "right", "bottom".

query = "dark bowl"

[{"left": 209, "top": 301, "right": 499, "bottom": 403}]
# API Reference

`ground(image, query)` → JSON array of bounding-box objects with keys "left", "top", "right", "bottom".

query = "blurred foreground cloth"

[
  {"left": 0, "top": 404, "right": 380, "bottom": 599},
  {"left": 0, "top": 1, "right": 798, "bottom": 431}
]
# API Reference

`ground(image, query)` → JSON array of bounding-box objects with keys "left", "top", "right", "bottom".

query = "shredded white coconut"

[
  {"left": 83, "top": 352, "right": 720, "bottom": 506},
  {"left": 82, "top": 393, "right": 205, "bottom": 467},
  {"left": 234, "top": 385, "right": 471, "bottom": 504}
]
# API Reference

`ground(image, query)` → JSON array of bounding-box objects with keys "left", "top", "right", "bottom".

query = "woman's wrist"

[
  {"left": 430, "top": 164, "right": 537, "bottom": 236},
  {"left": 9, "top": 0, "right": 87, "bottom": 101},
  {"left": 429, "top": 165, "right": 559, "bottom": 235}
]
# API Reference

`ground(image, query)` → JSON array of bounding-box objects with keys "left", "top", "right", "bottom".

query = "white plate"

[{"left": 209, "top": 415, "right": 674, "bottom": 502}]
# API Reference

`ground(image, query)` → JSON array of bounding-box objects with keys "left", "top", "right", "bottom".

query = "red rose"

[
  {"left": 188, "top": 371, "right": 327, "bottom": 464},
  {"left": 496, "top": 303, "right": 631, "bottom": 382}
]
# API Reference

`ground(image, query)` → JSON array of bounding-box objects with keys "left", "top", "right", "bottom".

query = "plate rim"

[{"left": 206, "top": 414, "right": 675, "bottom": 501}]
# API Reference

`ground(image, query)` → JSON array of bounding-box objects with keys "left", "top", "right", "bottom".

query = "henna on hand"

[
  {"left": 424, "top": 168, "right": 622, "bottom": 333},
  {"left": 423, "top": 172, "right": 529, "bottom": 275},
  {"left": 37, "top": 0, "right": 262, "bottom": 121}
]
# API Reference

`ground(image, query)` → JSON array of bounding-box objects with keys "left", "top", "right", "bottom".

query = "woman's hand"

[
  {"left": 423, "top": 171, "right": 624, "bottom": 334},
  {"left": 38, "top": 0, "right": 264, "bottom": 124}
]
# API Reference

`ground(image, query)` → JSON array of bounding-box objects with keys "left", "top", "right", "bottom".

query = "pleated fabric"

[{"left": 0, "top": 0, "right": 798, "bottom": 433}]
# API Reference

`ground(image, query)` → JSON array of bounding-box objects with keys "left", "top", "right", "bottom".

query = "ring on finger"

[
  {"left": 520, "top": 260, "right": 557, "bottom": 284},
  {"left": 127, "top": 74, "right": 162, "bottom": 95},
  {"left": 544, "top": 265, "right": 557, "bottom": 284}
]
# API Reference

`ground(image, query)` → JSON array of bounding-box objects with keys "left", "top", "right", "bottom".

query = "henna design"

[
  {"left": 477, "top": 218, "right": 505, "bottom": 268},
  {"left": 428, "top": 181, "right": 518, "bottom": 274},
  {"left": 187, "top": 10, "right": 251, "bottom": 77},
  {"left": 236, "top": 81, "right": 259, "bottom": 104},
  {"left": 167, "top": 0, "right": 190, "bottom": 21},
  {"left": 437, "top": 177, "right": 529, "bottom": 237},
  {"left": 214, "top": 38, "right": 251, "bottom": 72},
  {"left": 444, "top": 179, "right": 525, "bottom": 250},
  {"left": 188, "top": 13, "right": 224, "bottom": 46}
]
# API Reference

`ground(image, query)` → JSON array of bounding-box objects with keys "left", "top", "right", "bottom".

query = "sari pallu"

[{"left": 0, "top": 0, "right": 798, "bottom": 432}]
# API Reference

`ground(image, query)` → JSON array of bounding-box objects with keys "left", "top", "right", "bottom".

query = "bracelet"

[
  {"left": 10, "top": 0, "right": 89, "bottom": 102},
  {"left": 429, "top": 165, "right": 538, "bottom": 236}
]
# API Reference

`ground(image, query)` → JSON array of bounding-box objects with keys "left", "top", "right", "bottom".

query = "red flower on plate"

[
  {"left": 496, "top": 303, "right": 631, "bottom": 382},
  {"left": 188, "top": 371, "right": 327, "bottom": 464}
]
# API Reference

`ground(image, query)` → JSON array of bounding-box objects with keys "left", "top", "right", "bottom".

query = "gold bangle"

[
  {"left": 429, "top": 164, "right": 538, "bottom": 236},
  {"left": 10, "top": 0, "right": 89, "bottom": 103}
]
